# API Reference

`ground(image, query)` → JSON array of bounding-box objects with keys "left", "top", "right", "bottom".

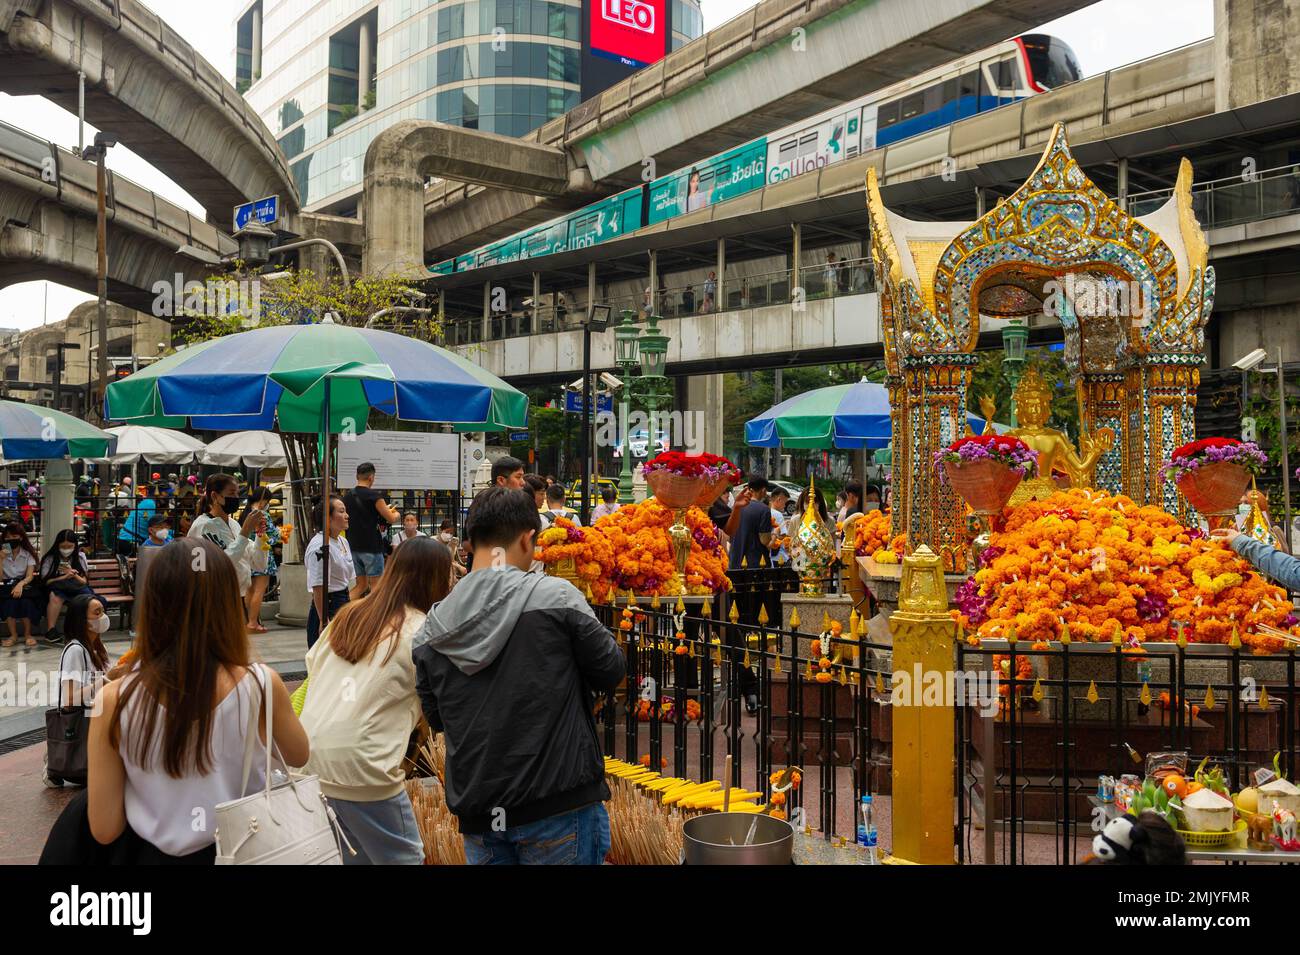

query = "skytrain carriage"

[{"left": 429, "top": 34, "right": 1080, "bottom": 277}]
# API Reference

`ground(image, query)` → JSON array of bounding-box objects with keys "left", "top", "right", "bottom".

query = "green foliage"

[
  {"left": 968, "top": 347, "right": 1080, "bottom": 438},
  {"left": 173, "top": 266, "right": 438, "bottom": 347}
]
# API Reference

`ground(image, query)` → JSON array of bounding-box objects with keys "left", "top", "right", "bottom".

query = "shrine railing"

[
  {"left": 956, "top": 638, "right": 1300, "bottom": 865},
  {"left": 591, "top": 567, "right": 890, "bottom": 843}
]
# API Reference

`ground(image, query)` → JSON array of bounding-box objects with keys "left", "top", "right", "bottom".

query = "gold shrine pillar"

[
  {"left": 889, "top": 545, "right": 957, "bottom": 865},
  {"left": 1125, "top": 357, "right": 1200, "bottom": 521},
  {"left": 1078, "top": 373, "right": 1126, "bottom": 495},
  {"left": 903, "top": 355, "right": 977, "bottom": 575},
  {"left": 885, "top": 373, "right": 909, "bottom": 543}
]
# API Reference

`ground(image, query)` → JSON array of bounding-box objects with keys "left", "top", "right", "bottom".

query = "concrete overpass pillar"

[
  {"left": 358, "top": 18, "right": 372, "bottom": 109},
  {"left": 251, "top": 4, "right": 263, "bottom": 80},
  {"left": 482, "top": 282, "right": 491, "bottom": 340},
  {"left": 363, "top": 121, "right": 568, "bottom": 278},
  {"left": 684, "top": 374, "right": 724, "bottom": 457},
  {"left": 45, "top": 459, "right": 75, "bottom": 546},
  {"left": 1215, "top": 0, "right": 1300, "bottom": 111},
  {"left": 1116, "top": 157, "right": 1128, "bottom": 212}
]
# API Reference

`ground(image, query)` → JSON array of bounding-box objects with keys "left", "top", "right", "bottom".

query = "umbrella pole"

[{"left": 321, "top": 377, "right": 333, "bottom": 632}]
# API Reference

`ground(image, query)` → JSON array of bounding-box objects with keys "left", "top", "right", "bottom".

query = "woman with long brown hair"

[
  {"left": 86, "top": 538, "right": 309, "bottom": 862},
  {"left": 299, "top": 536, "right": 453, "bottom": 864}
]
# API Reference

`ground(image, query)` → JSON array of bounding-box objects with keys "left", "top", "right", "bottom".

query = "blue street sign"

[
  {"left": 509, "top": 431, "right": 530, "bottom": 442},
  {"left": 234, "top": 195, "right": 281, "bottom": 231},
  {"left": 563, "top": 391, "right": 613, "bottom": 415}
]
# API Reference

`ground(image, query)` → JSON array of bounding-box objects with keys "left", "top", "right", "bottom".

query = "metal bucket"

[{"left": 682, "top": 812, "right": 794, "bottom": 865}]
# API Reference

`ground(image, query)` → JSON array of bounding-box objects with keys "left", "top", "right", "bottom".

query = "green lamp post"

[
  {"left": 614, "top": 311, "right": 641, "bottom": 505},
  {"left": 1001, "top": 317, "right": 1029, "bottom": 427},
  {"left": 638, "top": 313, "right": 670, "bottom": 478}
]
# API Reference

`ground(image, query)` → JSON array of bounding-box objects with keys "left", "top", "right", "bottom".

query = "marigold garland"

[
  {"left": 951, "top": 488, "right": 1295, "bottom": 653},
  {"left": 537, "top": 500, "right": 732, "bottom": 600}
]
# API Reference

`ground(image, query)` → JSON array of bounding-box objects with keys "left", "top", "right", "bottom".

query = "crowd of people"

[{"left": 33, "top": 449, "right": 898, "bottom": 866}]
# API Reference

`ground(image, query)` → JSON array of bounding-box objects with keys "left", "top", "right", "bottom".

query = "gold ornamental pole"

[{"left": 888, "top": 544, "right": 957, "bottom": 865}]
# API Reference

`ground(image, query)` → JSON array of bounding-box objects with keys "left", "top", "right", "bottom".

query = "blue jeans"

[
  {"left": 352, "top": 551, "right": 384, "bottom": 578},
  {"left": 462, "top": 803, "right": 610, "bottom": 865},
  {"left": 329, "top": 792, "right": 425, "bottom": 865}
]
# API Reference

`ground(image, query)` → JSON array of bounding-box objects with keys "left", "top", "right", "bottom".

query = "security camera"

[{"left": 1233, "top": 348, "right": 1269, "bottom": 372}]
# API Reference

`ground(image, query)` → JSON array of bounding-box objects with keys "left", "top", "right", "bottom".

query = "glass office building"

[{"left": 234, "top": 0, "right": 704, "bottom": 215}]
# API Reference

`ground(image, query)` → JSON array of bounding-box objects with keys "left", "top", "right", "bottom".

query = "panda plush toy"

[{"left": 1092, "top": 813, "right": 1148, "bottom": 864}]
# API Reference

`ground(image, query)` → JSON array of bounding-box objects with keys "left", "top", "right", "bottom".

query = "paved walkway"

[{"left": 0, "top": 622, "right": 309, "bottom": 742}]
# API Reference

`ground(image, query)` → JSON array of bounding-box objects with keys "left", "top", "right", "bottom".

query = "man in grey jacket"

[{"left": 413, "top": 486, "right": 624, "bottom": 864}]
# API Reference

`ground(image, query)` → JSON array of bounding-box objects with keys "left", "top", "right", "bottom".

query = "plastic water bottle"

[{"left": 857, "top": 795, "right": 878, "bottom": 863}]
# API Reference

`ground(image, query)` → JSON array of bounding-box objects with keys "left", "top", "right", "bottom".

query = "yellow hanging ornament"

[
  {"left": 789, "top": 606, "right": 801, "bottom": 630},
  {"left": 1203, "top": 684, "right": 1215, "bottom": 710},
  {"left": 1139, "top": 682, "right": 1151, "bottom": 707},
  {"left": 1086, "top": 680, "right": 1100, "bottom": 705},
  {"left": 758, "top": 604, "right": 770, "bottom": 626},
  {"left": 728, "top": 602, "right": 740, "bottom": 623},
  {"left": 1259, "top": 686, "right": 1270, "bottom": 711},
  {"left": 1031, "top": 678, "right": 1044, "bottom": 703}
]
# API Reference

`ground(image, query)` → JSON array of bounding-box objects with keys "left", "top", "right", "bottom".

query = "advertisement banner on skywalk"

[{"left": 646, "top": 139, "right": 768, "bottom": 225}]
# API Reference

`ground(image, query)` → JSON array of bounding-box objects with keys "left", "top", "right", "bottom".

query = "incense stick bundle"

[{"left": 404, "top": 777, "right": 467, "bottom": 865}]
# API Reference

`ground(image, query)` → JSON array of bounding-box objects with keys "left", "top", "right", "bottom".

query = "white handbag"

[{"left": 214, "top": 664, "right": 353, "bottom": 865}]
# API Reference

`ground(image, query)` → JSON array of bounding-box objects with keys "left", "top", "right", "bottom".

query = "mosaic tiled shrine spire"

[{"left": 867, "top": 123, "right": 1214, "bottom": 572}]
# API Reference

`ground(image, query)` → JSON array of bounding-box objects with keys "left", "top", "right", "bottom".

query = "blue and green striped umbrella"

[
  {"left": 745, "top": 380, "right": 1000, "bottom": 449},
  {"left": 0, "top": 400, "right": 116, "bottom": 459},
  {"left": 104, "top": 319, "right": 527, "bottom": 434}
]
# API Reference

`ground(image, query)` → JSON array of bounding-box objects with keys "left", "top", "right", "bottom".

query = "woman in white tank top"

[{"left": 88, "top": 538, "right": 309, "bottom": 862}]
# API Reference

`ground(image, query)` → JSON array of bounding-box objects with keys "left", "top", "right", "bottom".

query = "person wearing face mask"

[
  {"left": 862, "top": 485, "right": 883, "bottom": 512},
  {"left": 0, "top": 522, "right": 40, "bottom": 648},
  {"left": 39, "top": 530, "right": 101, "bottom": 641},
  {"left": 132, "top": 514, "right": 172, "bottom": 597},
  {"left": 116, "top": 482, "right": 160, "bottom": 558},
  {"left": 44, "top": 594, "right": 112, "bottom": 788},
  {"left": 186, "top": 474, "right": 267, "bottom": 599}
]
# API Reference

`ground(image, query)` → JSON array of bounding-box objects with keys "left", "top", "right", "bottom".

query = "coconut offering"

[
  {"left": 1258, "top": 778, "right": 1300, "bottom": 817},
  {"left": 1180, "top": 787, "right": 1235, "bottom": 833}
]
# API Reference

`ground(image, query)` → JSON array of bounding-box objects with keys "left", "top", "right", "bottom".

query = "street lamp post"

[
  {"left": 614, "top": 312, "right": 640, "bottom": 505},
  {"left": 1001, "top": 318, "right": 1029, "bottom": 427},
  {"left": 82, "top": 132, "right": 116, "bottom": 426},
  {"left": 638, "top": 314, "right": 670, "bottom": 455}
]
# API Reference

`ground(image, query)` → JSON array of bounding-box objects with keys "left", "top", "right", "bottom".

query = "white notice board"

[{"left": 337, "top": 430, "right": 459, "bottom": 490}]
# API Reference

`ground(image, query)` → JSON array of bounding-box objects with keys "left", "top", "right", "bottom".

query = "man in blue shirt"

[{"left": 115, "top": 483, "right": 158, "bottom": 557}]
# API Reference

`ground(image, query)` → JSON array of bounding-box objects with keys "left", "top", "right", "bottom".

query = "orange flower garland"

[
  {"left": 536, "top": 517, "right": 613, "bottom": 587},
  {"left": 537, "top": 500, "right": 732, "bottom": 600},
  {"left": 953, "top": 488, "right": 1295, "bottom": 653},
  {"left": 853, "top": 509, "right": 892, "bottom": 557}
]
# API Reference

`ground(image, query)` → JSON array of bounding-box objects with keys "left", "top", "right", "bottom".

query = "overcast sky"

[{"left": 0, "top": 0, "right": 1213, "bottom": 333}]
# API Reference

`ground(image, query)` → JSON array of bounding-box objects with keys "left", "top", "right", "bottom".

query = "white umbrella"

[
  {"left": 199, "top": 430, "right": 287, "bottom": 469},
  {"left": 92, "top": 425, "right": 205, "bottom": 465}
]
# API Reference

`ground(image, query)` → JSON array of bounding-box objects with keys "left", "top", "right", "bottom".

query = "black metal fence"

[
  {"left": 591, "top": 567, "right": 891, "bottom": 841},
  {"left": 586, "top": 567, "right": 1300, "bottom": 859},
  {"left": 956, "top": 639, "right": 1300, "bottom": 864}
]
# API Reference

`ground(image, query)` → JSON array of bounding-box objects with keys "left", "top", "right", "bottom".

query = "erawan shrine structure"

[{"left": 869, "top": 123, "right": 1216, "bottom": 573}]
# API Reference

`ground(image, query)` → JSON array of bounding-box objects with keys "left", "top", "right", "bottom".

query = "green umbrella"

[
  {"left": 0, "top": 400, "right": 116, "bottom": 459},
  {"left": 104, "top": 319, "right": 527, "bottom": 434}
]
